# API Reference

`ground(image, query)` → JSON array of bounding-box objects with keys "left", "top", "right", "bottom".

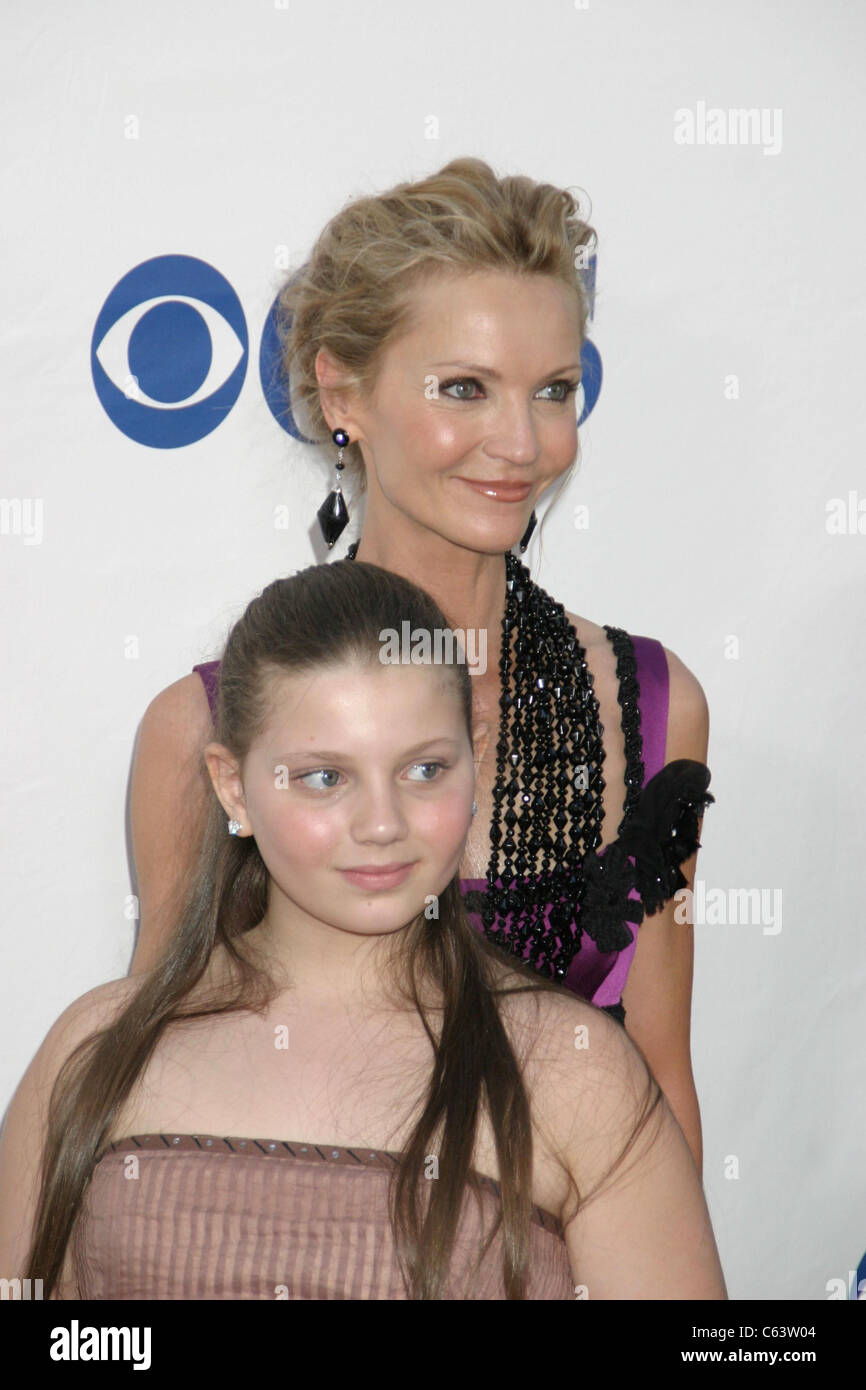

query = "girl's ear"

[{"left": 203, "top": 742, "right": 248, "bottom": 827}]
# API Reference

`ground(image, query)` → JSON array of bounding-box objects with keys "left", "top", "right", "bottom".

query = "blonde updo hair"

[{"left": 276, "top": 156, "right": 597, "bottom": 492}]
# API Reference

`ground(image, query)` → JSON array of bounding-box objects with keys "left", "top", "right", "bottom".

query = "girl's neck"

[{"left": 219, "top": 915, "right": 415, "bottom": 1016}]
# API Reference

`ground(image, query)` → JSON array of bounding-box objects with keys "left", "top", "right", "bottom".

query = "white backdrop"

[{"left": 2, "top": 0, "right": 864, "bottom": 1301}]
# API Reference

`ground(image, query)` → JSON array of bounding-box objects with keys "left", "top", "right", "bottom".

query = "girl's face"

[
  {"left": 208, "top": 660, "right": 476, "bottom": 942},
  {"left": 319, "top": 269, "right": 584, "bottom": 555}
]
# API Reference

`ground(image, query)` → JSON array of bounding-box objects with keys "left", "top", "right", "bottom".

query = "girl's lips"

[
  {"left": 457, "top": 478, "right": 532, "bottom": 502},
  {"left": 339, "top": 863, "right": 416, "bottom": 890}
]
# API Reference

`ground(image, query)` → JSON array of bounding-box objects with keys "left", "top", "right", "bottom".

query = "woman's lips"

[
  {"left": 456, "top": 478, "right": 532, "bottom": 502},
  {"left": 339, "top": 863, "right": 416, "bottom": 890}
]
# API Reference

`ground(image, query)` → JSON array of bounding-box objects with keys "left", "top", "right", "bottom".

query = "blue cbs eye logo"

[
  {"left": 259, "top": 289, "right": 313, "bottom": 443},
  {"left": 576, "top": 339, "right": 601, "bottom": 427},
  {"left": 91, "top": 255, "right": 248, "bottom": 448}
]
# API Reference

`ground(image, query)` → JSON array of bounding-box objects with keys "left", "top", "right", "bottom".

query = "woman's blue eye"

[
  {"left": 441, "top": 378, "right": 481, "bottom": 399},
  {"left": 439, "top": 376, "right": 579, "bottom": 402},
  {"left": 540, "top": 379, "right": 580, "bottom": 402}
]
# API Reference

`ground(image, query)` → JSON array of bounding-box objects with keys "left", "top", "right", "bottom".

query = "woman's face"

[
  {"left": 208, "top": 660, "right": 475, "bottom": 942},
  {"left": 322, "top": 269, "right": 584, "bottom": 555}
]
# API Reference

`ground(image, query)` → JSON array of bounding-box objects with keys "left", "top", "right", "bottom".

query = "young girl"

[{"left": 0, "top": 560, "right": 726, "bottom": 1300}]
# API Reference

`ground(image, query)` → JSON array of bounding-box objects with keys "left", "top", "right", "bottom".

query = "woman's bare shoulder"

[
  {"left": 132, "top": 671, "right": 215, "bottom": 794},
  {"left": 566, "top": 613, "right": 710, "bottom": 750},
  {"left": 139, "top": 672, "right": 214, "bottom": 743},
  {"left": 564, "top": 609, "right": 609, "bottom": 654},
  {"left": 563, "top": 611, "right": 621, "bottom": 697},
  {"left": 661, "top": 646, "right": 710, "bottom": 758},
  {"left": 129, "top": 674, "right": 216, "bottom": 974}
]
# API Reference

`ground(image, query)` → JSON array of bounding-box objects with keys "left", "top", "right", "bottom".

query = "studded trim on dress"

[{"left": 96, "top": 1133, "right": 564, "bottom": 1235}]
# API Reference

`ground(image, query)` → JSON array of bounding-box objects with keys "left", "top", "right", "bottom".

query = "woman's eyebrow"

[{"left": 429, "top": 360, "right": 581, "bottom": 380}]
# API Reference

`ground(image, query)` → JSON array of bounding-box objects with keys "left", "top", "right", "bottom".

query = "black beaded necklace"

[{"left": 345, "top": 539, "right": 643, "bottom": 982}]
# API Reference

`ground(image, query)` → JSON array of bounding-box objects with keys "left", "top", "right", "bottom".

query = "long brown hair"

[{"left": 27, "top": 559, "right": 659, "bottom": 1299}]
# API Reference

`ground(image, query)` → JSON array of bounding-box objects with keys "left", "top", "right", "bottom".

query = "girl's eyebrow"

[{"left": 272, "top": 736, "right": 462, "bottom": 763}]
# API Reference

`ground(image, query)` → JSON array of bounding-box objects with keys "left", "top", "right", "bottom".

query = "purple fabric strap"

[
  {"left": 588, "top": 634, "right": 669, "bottom": 1006},
  {"left": 631, "top": 635, "right": 670, "bottom": 785},
  {"left": 193, "top": 660, "right": 220, "bottom": 722}
]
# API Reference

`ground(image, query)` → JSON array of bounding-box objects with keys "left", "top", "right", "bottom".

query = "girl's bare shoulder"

[
  {"left": 1, "top": 978, "right": 144, "bottom": 1177},
  {"left": 492, "top": 971, "right": 657, "bottom": 1178},
  {"left": 491, "top": 964, "right": 634, "bottom": 1081},
  {"left": 29, "top": 977, "right": 144, "bottom": 1084},
  {"left": 496, "top": 970, "right": 626, "bottom": 1048}
]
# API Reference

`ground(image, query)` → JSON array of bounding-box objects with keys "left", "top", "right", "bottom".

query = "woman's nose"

[{"left": 484, "top": 400, "right": 539, "bottom": 464}]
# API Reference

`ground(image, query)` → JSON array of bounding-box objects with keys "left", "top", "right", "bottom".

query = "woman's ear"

[
  {"left": 315, "top": 347, "right": 365, "bottom": 441},
  {"left": 203, "top": 742, "right": 249, "bottom": 831}
]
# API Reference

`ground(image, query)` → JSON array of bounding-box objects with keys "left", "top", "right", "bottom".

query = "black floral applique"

[{"left": 579, "top": 758, "right": 714, "bottom": 953}]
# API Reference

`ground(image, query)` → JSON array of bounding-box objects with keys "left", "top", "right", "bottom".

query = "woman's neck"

[{"left": 351, "top": 523, "right": 508, "bottom": 672}]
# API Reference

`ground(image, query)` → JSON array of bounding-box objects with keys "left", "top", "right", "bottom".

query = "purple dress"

[{"left": 192, "top": 631, "right": 708, "bottom": 1021}]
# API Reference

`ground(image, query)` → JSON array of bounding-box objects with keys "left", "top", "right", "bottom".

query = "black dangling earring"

[
  {"left": 518, "top": 509, "right": 537, "bottom": 553},
  {"left": 317, "top": 428, "right": 351, "bottom": 548}
]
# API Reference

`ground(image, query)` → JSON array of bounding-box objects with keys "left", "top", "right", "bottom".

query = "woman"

[
  {"left": 129, "top": 157, "right": 714, "bottom": 1172},
  {"left": 0, "top": 560, "right": 726, "bottom": 1299}
]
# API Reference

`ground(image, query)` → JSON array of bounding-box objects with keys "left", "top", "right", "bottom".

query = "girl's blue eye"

[
  {"left": 439, "top": 377, "right": 580, "bottom": 402},
  {"left": 406, "top": 761, "right": 446, "bottom": 781},
  {"left": 298, "top": 769, "right": 341, "bottom": 790},
  {"left": 295, "top": 763, "right": 447, "bottom": 790}
]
